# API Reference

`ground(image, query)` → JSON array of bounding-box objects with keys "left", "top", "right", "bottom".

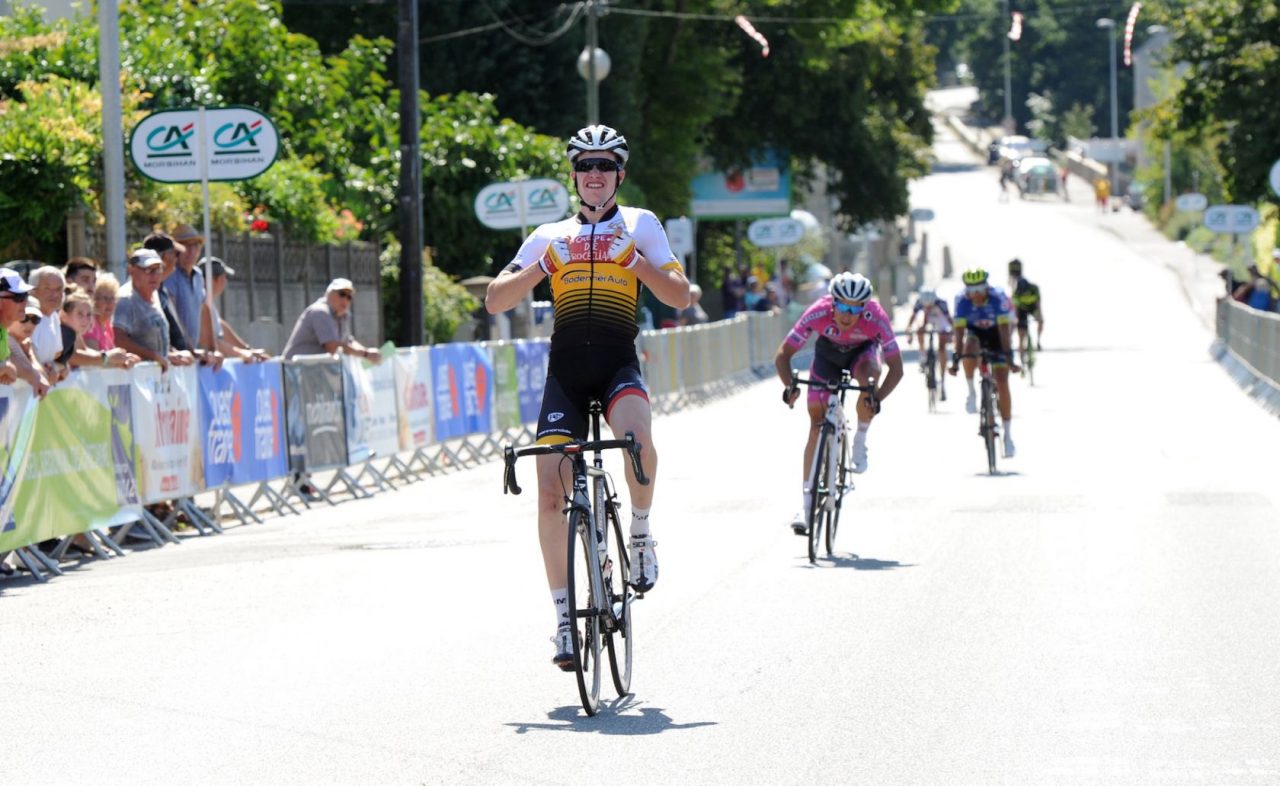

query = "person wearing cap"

[
  {"left": 282, "top": 278, "right": 380, "bottom": 362},
  {"left": 28, "top": 265, "right": 66, "bottom": 368},
  {"left": 6, "top": 301, "right": 51, "bottom": 396},
  {"left": 162, "top": 223, "right": 207, "bottom": 343},
  {"left": 112, "top": 249, "right": 195, "bottom": 372},
  {"left": 143, "top": 232, "right": 222, "bottom": 369},
  {"left": 0, "top": 268, "right": 32, "bottom": 386},
  {"left": 197, "top": 257, "right": 270, "bottom": 362}
]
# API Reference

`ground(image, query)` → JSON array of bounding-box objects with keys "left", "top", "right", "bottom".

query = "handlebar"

[
  {"left": 503, "top": 433, "right": 649, "bottom": 495},
  {"left": 949, "top": 350, "right": 1010, "bottom": 373},
  {"left": 785, "top": 369, "right": 878, "bottom": 409}
]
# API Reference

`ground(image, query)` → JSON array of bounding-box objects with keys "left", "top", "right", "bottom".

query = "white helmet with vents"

[
  {"left": 566, "top": 125, "right": 630, "bottom": 165},
  {"left": 829, "top": 272, "right": 873, "bottom": 302}
]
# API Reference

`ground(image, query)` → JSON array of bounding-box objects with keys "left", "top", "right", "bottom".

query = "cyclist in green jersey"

[{"left": 1007, "top": 258, "right": 1044, "bottom": 357}]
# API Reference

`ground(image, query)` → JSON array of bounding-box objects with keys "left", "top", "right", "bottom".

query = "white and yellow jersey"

[{"left": 506, "top": 205, "right": 681, "bottom": 349}]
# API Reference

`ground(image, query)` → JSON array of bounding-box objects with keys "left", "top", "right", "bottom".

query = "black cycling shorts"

[
  {"left": 536, "top": 345, "right": 648, "bottom": 444},
  {"left": 1015, "top": 307, "right": 1039, "bottom": 330},
  {"left": 967, "top": 327, "right": 1009, "bottom": 365}
]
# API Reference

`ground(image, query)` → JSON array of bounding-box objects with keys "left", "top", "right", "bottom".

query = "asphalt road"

[{"left": 3, "top": 110, "right": 1278, "bottom": 785}]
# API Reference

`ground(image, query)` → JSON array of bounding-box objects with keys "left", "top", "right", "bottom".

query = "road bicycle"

[
  {"left": 503, "top": 401, "right": 646, "bottom": 716},
  {"left": 1019, "top": 337, "right": 1037, "bottom": 386},
  {"left": 787, "top": 370, "right": 876, "bottom": 564},
  {"left": 920, "top": 327, "right": 945, "bottom": 412},
  {"left": 953, "top": 349, "right": 1005, "bottom": 475}
]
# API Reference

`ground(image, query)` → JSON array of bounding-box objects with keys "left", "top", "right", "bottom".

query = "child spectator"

[{"left": 84, "top": 272, "right": 120, "bottom": 351}]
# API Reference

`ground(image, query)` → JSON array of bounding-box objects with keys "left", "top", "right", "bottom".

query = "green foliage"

[
  {"left": 380, "top": 243, "right": 479, "bottom": 345},
  {"left": 237, "top": 157, "right": 341, "bottom": 242},
  {"left": 0, "top": 76, "right": 101, "bottom": 259}
]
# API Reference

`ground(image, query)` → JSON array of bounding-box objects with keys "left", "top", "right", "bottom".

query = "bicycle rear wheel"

[
  {"left": 925, "top": 348, "right": 938, "bottom": 412},
  {"left": 807, "top": 427, "right": 831, "bottom": 564},
  {"left": 1026, "top": 345, "right": 1036, "bottom": 386},
  {"left": 602, "top": 495, "right": 632, "bottom": 696},
  {"left": 566, "top": 510, "right": 603, "bottom": 715}
]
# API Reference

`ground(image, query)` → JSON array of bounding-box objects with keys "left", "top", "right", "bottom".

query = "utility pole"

[
  {"left": 1002, "top": 0, "right": 1013, "bottom": 131},
  {"left": 98, "top": 0, "right": 126, "bottom": 279},
  {"left": 1097, "top": 17, "right": 1120, "bottom": 200},
  {"left": 585, "top": 1, "right": 601, "bottom": 125},
  {"left": 397, "top": 0, "right": 424, "bottom": 346}
]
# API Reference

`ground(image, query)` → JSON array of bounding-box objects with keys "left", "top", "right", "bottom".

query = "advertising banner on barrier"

[
  {"left": 393, "top": 348, "right": 434, "bottom": 451},
  {"left": 4, "top": 373, "right": 131, "bottom": 550},
  {"left": 198, "top": 361, "right": 288, "bottom": 487},
  {"left": 431, "top": 343, "right": 493, "bottom": 440},
  {"left": 490, "top": 344, "right": 521, "bottom": 431},
  {"left": 516, "top": 340, "right": 549, "bottom": 424},
  {"left": 103, "top": 368, "right": 143, "bottom": 512},
  {"left": 343, "top": 357, "right": 400, "bottom": 460},
  {"left": 284, "top": 360, "right": 347, "bottom": 472},
  {"left": 130, "top": 364, "right": 203, "bottom": 503},
  {"left": 0, "top": 386, "right": 38, "bottom": 549}
]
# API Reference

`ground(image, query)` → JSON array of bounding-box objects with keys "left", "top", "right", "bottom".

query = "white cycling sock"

[
  {"left": 551, "top": 587, "right": 570, "bottom": 628},
  {"left": 855, "top": 421, "right": 870, "bottom": 441},
  {"left": 630, "top": 506, "right": 650, "bottom": 539},
  {"left": 1003, "top": 419, "right": 1012, "bottom": 439},
  {"left": 801, "top": 488, "right": 812, "bottom": 517},
  {"left": 966, "top": 377, "right": 976, "bottom": 394}
]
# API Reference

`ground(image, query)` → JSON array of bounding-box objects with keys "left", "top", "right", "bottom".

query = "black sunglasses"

[
  {"left": 574, "top": 157, "right": 621, "bottom": 174},
  {"left": 334, "top": 290, "right": 353, "bottom": 300},
  {"left": 22, "top": 314, "right": 41, "bottom": 325},
  {"left": 0, "top": 292, "right": 30, "bottom": 302}
]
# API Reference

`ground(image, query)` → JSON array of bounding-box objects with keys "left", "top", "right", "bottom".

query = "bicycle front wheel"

[
  {"left": 566, "top": 510, "right": 603, "bottom": 715},
  {"left": 925, "top": 348, "right": 938, "bottom": 412},
  {"left": 603, "top": 496, "right": 632, "bottom": 696},
  {"left": 981, "top": 380, "right": 998, "bottom": 475},
  {"left": 827, "top": 432, "right": 849, "bottom": 556},
  {"left": 807, "top": 427, "right": 831, "bottom": 564}
]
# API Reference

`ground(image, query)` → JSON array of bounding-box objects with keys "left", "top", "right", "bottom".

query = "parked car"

[
  {"left": 996, "top": 135, "right": 1044, "bottom": 165},
  {"left": 1124, "top": 182, "right": 1146, "bottom": 211},
  {"left": 1015, "top": 156, "right": 1059, "bottom": 197}
]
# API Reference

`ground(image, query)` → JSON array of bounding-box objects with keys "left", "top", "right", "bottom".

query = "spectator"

[
  {"left": 8, "top": 302, "right": 51, "bottom": 397},
  {"left": 197, "top": 257, "right": 270, "bottom": 362},
  {"left": 282, "top": 277, "right": 381, "bottom": 362},
  {"left": 1094, "top": 177, "right": 1110, "bottom": 212},
  {"left": 84, "top": 272, "right": 121, "bottom": 351},
  {"left": 28, "top": 266, "right": 65, "bottom": 367},
  {"left": 112, "top": 248, "right": 195, "bottom": 372},
  {"left": 752, "top": 282, "right": 783, "bottom": 315},
  {"left": 1059, "top": 165, "right": 1070, "bottom": 202},
  {"left": 59, "top": 287, "right": 137, "bottom": 370},
  {"left": 0, "top": 268, "right": 31, "bottom": 386},
  {"left": 721, "top": 264, "right": 748, "bottom": 317},
  {"left": 676, "top": 283, "right": 710, "bottom": 326},
  {"left": 64, "top": 257, "right": 98, "bottom": 292},
  {"left": 143, "top": 232, "right": 222, "bottom": 369},
  {"left": 743, "top": 275, "right": 767, "bottom": 311},
  {"left": 162, "top": 223, "right": 206, "bottom": 343}
]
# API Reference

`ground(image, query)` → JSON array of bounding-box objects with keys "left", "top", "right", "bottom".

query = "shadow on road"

[
  {"left": 800, "top": 554, "right": 915, "bottom": 570},
  {"left": 971, "top": 470, "right": 1023, "bottom": 479},
  {"left": 507, "top": 698, "right": 716, "bottom": 735}
]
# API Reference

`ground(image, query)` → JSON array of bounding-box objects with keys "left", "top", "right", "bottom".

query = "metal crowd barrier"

[
  {"left": 1214, "top": 298, "right": 1280, "bottom": 414},
  {"left": 0, "top": 312, "right": 791, "bottom": 582}
]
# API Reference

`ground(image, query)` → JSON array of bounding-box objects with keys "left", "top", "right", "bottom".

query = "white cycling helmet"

[
  {"left": 829, "top": 272, "right": 873, "bottom": 302},
  {"left": 566, "top": 125, "right": 630, "bottom": 165},
  {"left": 918, "top": 287, "right": 937, "bottom": 306}
]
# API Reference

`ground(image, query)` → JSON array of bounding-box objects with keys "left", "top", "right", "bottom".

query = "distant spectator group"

[{"left": 1226, "top": 249, "right": 1280, "bottom": 314}]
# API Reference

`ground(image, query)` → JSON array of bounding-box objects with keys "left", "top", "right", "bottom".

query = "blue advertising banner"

[
  {"left": 200, "top": 360, "right": 289, "bottom": 486},
  {"left": 516, "top": 340, "right": 549, "bottom": 424},
  {"left": 431, "top": 344, "right": 494, "bottom": 440},
  {"left": 690, "top": 148, "right": 791, "bottom": 218}
]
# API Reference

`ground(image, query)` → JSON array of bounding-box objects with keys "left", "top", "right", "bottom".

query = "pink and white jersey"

[{"left": 784, "top": 295, "right": 901, "bottom": 357}]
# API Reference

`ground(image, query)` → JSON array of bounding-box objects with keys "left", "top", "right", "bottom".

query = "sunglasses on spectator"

[
  {"left": 334, "top": 290, "right": 353, "bottom": 300},
  {"left": 0, "top": 292, "right": 29, "bottom": 302},
  {"left": 833, "top": 301, "right": 865, "bottom": 315},
  {"left": 573, "top": 157, "right": 621, "bottom": 174}
]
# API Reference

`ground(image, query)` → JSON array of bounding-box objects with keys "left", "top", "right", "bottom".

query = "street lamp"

[
  {"left": 1096, "top": 17, "right": 1120, "bottom": 200},
  {"left": 578, "top": 0, "right": 610, "bottom": 125}
]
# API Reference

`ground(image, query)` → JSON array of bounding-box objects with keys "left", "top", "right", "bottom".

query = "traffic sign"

[
  {"left": 129, "top": 106, "right": 279, "bottom": 183},
  {"left": 474, "top": 179, "right": 569, "bottom": 231},
  {"left": 1203, "top": 204, "right": 1260, "bottom": 234},
  {"left": 664, "top": 217, "right": 694, "bottom": 259},
  {"left": 910, "top": 207, "right": 936, "bottom": 222},
  {"left": 1269, "top": 159, "right": 1280, "bottom": 198},
  {"left": 747, "top": 217, "right": 804, "bottom": 248},
  {"left": 1174, "top": 193, "right": 1208, "bottom": 212}
]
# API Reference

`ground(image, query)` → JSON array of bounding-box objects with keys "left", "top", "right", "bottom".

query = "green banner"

[{"left": 491, "top": 344, "right": 521, "bottom": 431}]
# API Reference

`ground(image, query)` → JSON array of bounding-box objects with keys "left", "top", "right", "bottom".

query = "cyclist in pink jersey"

[{"left": 775, "top": 272, "right": 903, "bottom": 535}]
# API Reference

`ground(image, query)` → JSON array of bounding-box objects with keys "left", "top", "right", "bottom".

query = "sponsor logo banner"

[
  {"left": 284, "top": 360, "right": 348, "bottom": 472},
  {"left": 130, "top": 364, "right": 203, "bottom": 503},
  {"left": 490, "top": 344, "right": 521, "bottom": 431},
  {"left": 199, "top": 360, "right": 288, "bottom": 487},
  {"left": 343, "top": 356, "right": 401, "bottom": 461},
  {"left": 516, "top": 340, "right": 550, "bottom": 424},
  {"left": 393, "top": 348, "right": 434, "bottom": 451},
  {"left": 430, "top": 344, "right": 493, "bottom": 440}
]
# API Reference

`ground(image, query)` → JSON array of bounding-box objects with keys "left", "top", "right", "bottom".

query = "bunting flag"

[
  {"left": 1008, "top": 11, "right": 1023, "bottom": 42},
  {"left": 734, "top": 15, "right": 770, "bottom": 57},
  {"left": 1123, "top": 2, "right": 1143, "bottom": 66}
]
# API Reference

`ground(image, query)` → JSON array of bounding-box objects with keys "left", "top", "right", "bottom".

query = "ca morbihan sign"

[
  {"left": 1203, "top": 204, "right": 1260, "bottom": 234},
  {"left": 129, "top": 106, "right": 279, "bottom": 183},
  {"left": 474, "top": 179, "right": 570, "bottom": 231},
  {"left": 747, "top": 217, "right": 804, "bottom": 248}
]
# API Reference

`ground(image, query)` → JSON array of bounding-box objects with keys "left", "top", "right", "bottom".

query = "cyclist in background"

[
  {"left": 775, "top": 272, "right": 903, "bottom": 534},
  {"left": 485, "top": 125, "right": 691, "bottom": 669},
  {"left": 904, "top": 286, "right": 953, "bottom": 401},
  {"left": 950, "top": 268, "right": 1020, "bottom": 457},
  {"left": 1007, "top": 258, "right": 1044, "bottom": 357}
]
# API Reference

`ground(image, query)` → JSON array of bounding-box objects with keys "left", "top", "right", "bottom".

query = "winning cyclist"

[
  {"left": 775, "top": 272, "right": 903, "bottom": 535},
  {"left": 485, "top": 125, "right": 690, "bottom": 670},
  {"left": 1007, "top": 258, "right": 1044, "bottom": 360},
  {"left": 904, "top": 286, "right": 953, "bottom": 401},
  {"left": 950, "top": 268, "right": 1020, "bottom": 457}
]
